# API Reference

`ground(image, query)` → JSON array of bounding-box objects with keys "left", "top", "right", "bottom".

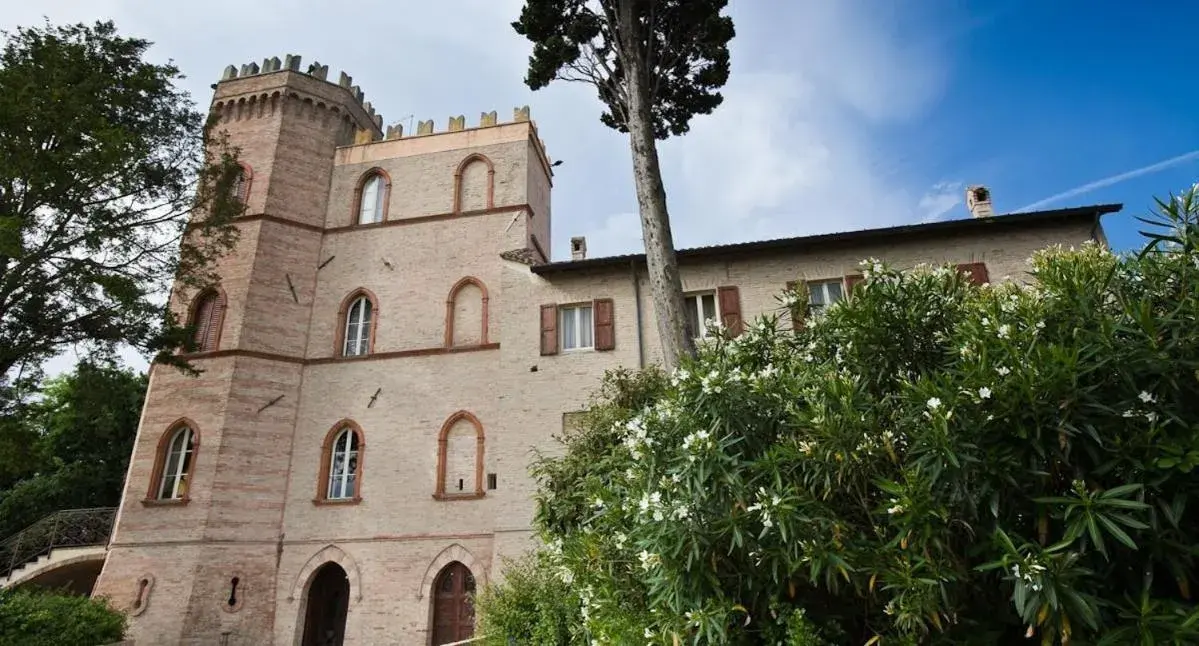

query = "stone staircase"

[{"left": 0, "top": 507, "right": 116, "bottom": 588}]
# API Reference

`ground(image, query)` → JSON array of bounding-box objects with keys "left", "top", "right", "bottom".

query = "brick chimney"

[
  {"left": 966, "top": 185, "right": 995, "bottom": 218},
  {"left": 570, "top": 236, "right": 587, "bottom": 261}
]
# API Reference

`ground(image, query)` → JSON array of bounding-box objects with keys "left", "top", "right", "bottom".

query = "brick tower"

[{"left": 92, "top": 56, "right": 385, "bottom": 644}]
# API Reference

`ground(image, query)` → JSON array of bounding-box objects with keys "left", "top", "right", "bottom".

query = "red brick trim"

[
  {"left": 187, "top": 286, "right": 227, "bottom": 353},
  {"left": 444, "top": 276, "right": 490, "bottom": 347},
  {"left": 231, "top": 214, "right": 325, "bottom": 233},
  {"left": 130, "top": 574, "right": 155, "bottom": 616},
  {"left": 324, "top": 203, "right": 532, "bottom": 234},
  {"left": 314, "top": 419, "right": 366, "bottom": 504},
  {"left": 171, "top": 342, "right": 501, "bottom": 367},
  {"left": 308, "top": 342, "right": 500, "bottom": 366},
  {"left": 350, "top": 167, "right": 392, "bottom": 226},
  {"left": 452, "top": 153, "right": 496, "bottom": 214},
  {"left": 434, "top": 411, "right": 485, "bottom": 499},
  {"left": 335, "top": 288, "right": 380, "bottom": 357},
  {"left": 144, "top": 418, "right": 201, "bottom": 505}
]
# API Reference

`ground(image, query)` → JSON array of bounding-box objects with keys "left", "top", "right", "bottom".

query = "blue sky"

[{"left": 5, "top": 1, "right": 1196, "bottom": 372}]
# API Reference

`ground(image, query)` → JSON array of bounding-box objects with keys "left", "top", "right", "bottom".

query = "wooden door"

[{"left": 432, "top": 562, "right": 475, "bottom": 645}]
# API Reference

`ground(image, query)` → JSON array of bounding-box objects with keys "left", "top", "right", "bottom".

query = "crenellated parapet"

[
  {"left": 380, "top": 106, "right": 535, "bottom": 141},
  {"left": 217, "top": 54, "right": 383, "bottom": 133}
]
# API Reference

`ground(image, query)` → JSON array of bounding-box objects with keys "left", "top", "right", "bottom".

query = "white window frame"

[
  {"left": 807, "top": 279, "right": 844, "bottom": 317},
  {"left": 343, "top": 296, "right": 372, "bottom": 357},
  {"left": 326, "top": 428, "right": 359, "bottom": 500},
  {"left": 358, "top": 174, "right": 385, "bottom": 224},
  {"left": 559, "top": 303, "right": 594, "bottom": 352},
  {"left": 684, "top": 292, "right": 719, "bottom": 340},
  {"left": 158, "top": 426, "right": 194, "bottom": 500}
]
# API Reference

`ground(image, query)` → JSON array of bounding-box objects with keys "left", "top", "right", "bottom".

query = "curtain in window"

[
  {"left": 359, "top": 175, "right": 384, "bottom": 224},
  {"left": 159, "top": 427, "right": 195, "bottom": 500},
  {"left": 327, "top": 429, "right": 359, "bottom": 499},
  {"left": 343, "top": 297, "right": 372, "bottom": 356}
]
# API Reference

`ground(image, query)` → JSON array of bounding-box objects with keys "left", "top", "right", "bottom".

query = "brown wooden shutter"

[
  {"left": 956, "top": 262, "right": 990, "bottom": 286},
  {"left": 192, "top": 296, "right": 215, "bottom": 351},
  {"left": 844, "top": 274, "right": 864, "bottom": 295},
  {"left": 593, "top": 298, "right": 615, "bottom": 351},
  {"left": 205, "top": 295, "right": 225, "bottom": 351},
  {"left": 539, "top": 304, "right": 558, "bottom": 355},
  {"left": 786, "top": 280, "right": 805, "bottom": 330},
  {"left": 717, "top": 286, "right": 744, "bottom": 337}
]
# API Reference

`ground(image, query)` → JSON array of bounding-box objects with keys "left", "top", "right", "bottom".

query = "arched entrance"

[
  {"left": 431, "top": 561, "right": 475, "bottom": 645},
  {"left": 301, "top": 562, "right": 350, "bottom": 646}
]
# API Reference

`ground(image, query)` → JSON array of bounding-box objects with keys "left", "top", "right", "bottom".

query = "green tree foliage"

[
  {"left": 0, "top": 588, "right": 125, "bottom": 646},
  {"left": 0, "top": 20, "right": 241, "bottom": 405},
  {"left": 513, "top": 1, "right": 735, "bottom": 370},
  {"left": 475, "top": 553, "right": 585, "bottom": 645},
  {"left": 0, "top": 362, "right": 144, "bottom": 538},
  {"left": 479, "top": 186, "right": 1199, "bottom": 645}
]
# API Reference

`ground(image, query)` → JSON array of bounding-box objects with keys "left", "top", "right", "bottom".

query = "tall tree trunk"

[{"left": 619, "top": 40, "right": 694, "bottom": 371}]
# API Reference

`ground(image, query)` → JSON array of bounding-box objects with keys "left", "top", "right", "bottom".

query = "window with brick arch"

[
  {"left": 326, "top": 428, "right": 359, "bottom": 500},
  {"left": 358, "top": 173, "right": 386, "bottom": 224},
  {"left": 230, "top": 163, "right": 252, "bottom": 206},
  {"left": 189, "top": 289, "right": 225, "bottom": 352},
  {"left": 343, "top": 296, "right": 372, "bottom": 357},
  {"left": 157, "top": 426, "right": 195, "bottom": 500}
]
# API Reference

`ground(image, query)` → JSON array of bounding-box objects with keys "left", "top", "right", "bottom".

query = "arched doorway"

[
  {"left": 301, "top": 562, "right": 350, "bottom": 646},
  {"left": 431, "top": 561, "right": 475, "bottom": 645}
]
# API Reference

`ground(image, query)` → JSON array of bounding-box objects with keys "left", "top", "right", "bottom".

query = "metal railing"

[{"left": 0, "top": 507, "right": 116, "bottom": 580}]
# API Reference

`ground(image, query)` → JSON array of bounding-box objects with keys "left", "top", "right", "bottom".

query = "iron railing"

[{"left": 0, "top": 507, "right": 116, "bottom": 580}]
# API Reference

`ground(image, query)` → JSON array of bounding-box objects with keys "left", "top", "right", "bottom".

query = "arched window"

[
  {"left": 188, "top": 288, "right": 226, "bottom": 352},
  {"left": 341, "top": 295, "right": 373, "bottom": 357},
  {"left": 355, "top": 169, "right": 390, "bottom": 225},
  {"left": 150, "top": 423, "right": 197, "bottom": 502},
  {"left": 326, "top": 428, "right": 359, "bottom": 500},
  {"left": 316, "top": 421, "right": 365, "bottom": 503},
  {"left": 435, "top": 411, "right": 485, "bottom": 499},
  {"left": 444, "top": 277, "right": 489, "bottom": 347},
  {"left": 230, "top": 163, "right": 253, "bottom": 206}
]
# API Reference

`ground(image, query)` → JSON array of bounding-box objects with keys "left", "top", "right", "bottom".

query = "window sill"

[
  {"left": 313, "top": 497, "right": 362, "bottom": 506},
  {"left": 432, "top": 492, "right": 485, "bottom": 502},
  {"left": 142, "top": 497, "right": 189, "bottom": 507},
  {"left": 561, "top": 346, "right": 595, "bottom": 354}
]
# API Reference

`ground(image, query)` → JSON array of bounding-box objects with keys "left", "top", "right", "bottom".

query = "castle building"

[{"left": 88, "top": 56, "right": 1118, "bottom": 645}]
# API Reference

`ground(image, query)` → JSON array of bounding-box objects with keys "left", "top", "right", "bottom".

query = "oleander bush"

[
  {"left": 477, "top": 185, "right": 1199, "bottom": 645},
  {"left": 0, "top": 588, "right": 125, "bottom": 646}
]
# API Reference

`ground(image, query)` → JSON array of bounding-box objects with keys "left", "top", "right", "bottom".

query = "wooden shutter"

[
  {"left": 204, "top": 295, "right": 225, "bottom": 351},
  {"left": 786, "top": 280, "right": 805, "bottom": 330},
  {"left": 717, "top": 286, "right": 744, "bottom": 337},
  {"left": 844, "top": 274, "right": 864, "bottom": 295},
  {"left": 956, "top": 262, "right": 990, "bottom": 286},
  {"left": 593, "top": 298, "right": 615, "bottom": 351},
  {"left": 539, "top": 304, "right": 558, "bottom": 355},
  {"left": 192, "top": 295, "right": 215, "bottom": 351}
]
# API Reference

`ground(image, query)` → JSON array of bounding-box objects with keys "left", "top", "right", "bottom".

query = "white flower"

[
  {"left": 996, "top": 366, "right": 1011, "bottom": 376},
  {"left": 613, "top": 532, "right": 627, "bottom": 549},
  {"left": 798, "top": 440, "right": 814, "bottom": 455},
  {"left": 887, "top": 503, "right": 904, "bottom": 515},
  {"left": 927, "top": 397, "right": 942, "bottom": 411},
  {"left": 1035, "top": 321, "right": 1046, "bottom": 330},
  {"left": 1138, "top": 390, "right": 1156, "bottom": 404},
  {"left": 593, "top": 497, "right": 604, "bottom": 508},
  {"left": 652, "top": 509, "right": 664, "bottom": 522},
  {"left": 997, "top": 324, "right": 1011, "bottom": 339},
  {"left": 644, "top": 628, "right": 654, "bottom": 639},
  {"left": 978, "top": 387, "right": 992, "bottom": 399},
  {"left": 1146, "top": 411, "right": 1160, "bottom": 423}
]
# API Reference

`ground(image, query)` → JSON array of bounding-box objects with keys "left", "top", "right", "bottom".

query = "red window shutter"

[
  {"left": 956, "top": 262, "right": 990, "bottom": 286},
  {"left": 844, "top": 274, "right": 864, "bottom": 295},
  {"left": 786, "top": 281, "right": 802, "bottom": 330},
  {"left": 593, "top": 298, "right": 615, "bottom": 351},
  {"left": 717, "top": 286, "right": 744, "bottom": 337},
  {"left": 539, "top": 304, "right": 558, "bottom": 355}
]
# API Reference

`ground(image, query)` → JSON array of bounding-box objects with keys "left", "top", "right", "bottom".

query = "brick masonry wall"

[{"left": 95, "top": 63, "right": 1106, "bottom": 646}]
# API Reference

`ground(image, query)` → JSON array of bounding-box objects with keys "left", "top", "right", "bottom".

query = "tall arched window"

[
  {"left": 189, "top": 288, "right": 226, "bottom": 352},
  {"left": 355, "top": 170, "right": 390, "bottom": 225},
  {"left": 342, "top": 296, "right": 373, "bottom": 357},
  {"left": 316, "top": 421, "right": 365, "bottom": 504},
  {"left": 326, "top": 428, "right": 359, "bottom": 500},
  {"left": 151, "top": 424, "right": 197, "bottom": 501},
  {"left": 230, "top": 163, "right": 253, "bottom": 206}
]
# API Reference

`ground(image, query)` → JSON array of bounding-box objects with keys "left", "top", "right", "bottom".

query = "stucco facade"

[{"left": 91, "top": 57, "right": 1116, "bottom": 645}]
